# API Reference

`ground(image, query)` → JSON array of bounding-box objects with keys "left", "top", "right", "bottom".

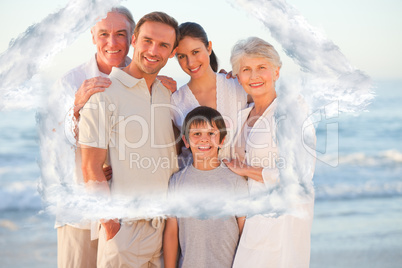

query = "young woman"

[{"left": 171, "top": 22, "right": 248, "bottom": 166}]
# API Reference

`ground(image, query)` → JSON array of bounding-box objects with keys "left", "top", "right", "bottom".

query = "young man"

[
  {"left": 55, "top": 6, "right": 134, "bottom": 268},
  {"left": 79, "top": 11, "right": 180, "bottom": 267},
  {"left": 163, "top": 106, "right": 249, "bottom": 268}
]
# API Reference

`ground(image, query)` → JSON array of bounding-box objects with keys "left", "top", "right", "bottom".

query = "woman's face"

[
  {"left": 236, "top": 56, "right": 280, "bottom": 98},
  {"left": 176, "top": 36, "right": 212, "bottom": 79}
]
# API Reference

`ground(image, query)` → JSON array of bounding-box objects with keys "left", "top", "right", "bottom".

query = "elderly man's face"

[{"left": 91, "top": 12, "right": 131, "bottom": 74}]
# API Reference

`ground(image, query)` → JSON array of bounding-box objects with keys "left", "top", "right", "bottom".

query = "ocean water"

[{"left": 0, "top": 79, "right": 401, "bottom": 267}]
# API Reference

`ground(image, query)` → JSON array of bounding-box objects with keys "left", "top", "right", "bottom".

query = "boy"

[{"left": 163, "top": 106, "right": 248, "bottom": 268}]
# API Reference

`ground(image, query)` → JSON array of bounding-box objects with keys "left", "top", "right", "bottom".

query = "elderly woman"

[{"left": 224, "top": 37, "right": 314, "bottom": 267}]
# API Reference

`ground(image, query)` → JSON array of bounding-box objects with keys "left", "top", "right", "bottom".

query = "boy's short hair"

[{"left": 182, "top": 106, "right": 227, "bottom": 144}]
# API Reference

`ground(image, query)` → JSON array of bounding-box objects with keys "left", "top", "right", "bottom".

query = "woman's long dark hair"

[{"left": 178, "top": 22, "right": 218, "bottom": 72}]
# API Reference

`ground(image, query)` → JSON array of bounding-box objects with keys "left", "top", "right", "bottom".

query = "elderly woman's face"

[{"left": 237, "top": 56, "right": 279, "bottom": 97}]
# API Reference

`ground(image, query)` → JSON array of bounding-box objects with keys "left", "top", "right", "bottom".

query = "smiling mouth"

[
  {"left": 197, "top": 146, "right": 212, "bottom": 152},
  {"left": 145, "top": 56, "right": 159, "bottom": 63},
  {"left": 106, "top": 50, "right": 120, "bottom": 54},
  {"left": 250, "top": 82, "right": 264, "bottom": 87},
  {"left": 189, "top": 66, "right": 201, "bottom": 72}
]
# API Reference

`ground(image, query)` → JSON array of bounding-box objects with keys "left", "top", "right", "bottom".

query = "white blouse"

[
  {"left": 231, "top": 99, "right": 279, "bottom": 195},
  {"left": 232, "top": 97, "right": 315, "bottom": 268},
  {"left": 171, "top": 73, "right": 248, "bottom": 161}
]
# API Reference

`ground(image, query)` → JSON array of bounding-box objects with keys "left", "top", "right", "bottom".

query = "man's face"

[
  {"left": 131, "top": 21, "right": 177, "bottom": 76},
  {"left": 91, "top": 12, "right": 131, "bottom": 74}
]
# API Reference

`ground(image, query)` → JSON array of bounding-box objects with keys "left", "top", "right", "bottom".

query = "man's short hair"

[
  {"left": 133, "top": 11, "right": 180, "bottom": 49},
  {"left": 182, "top": 106, "right": 227, "bottom": 144}
]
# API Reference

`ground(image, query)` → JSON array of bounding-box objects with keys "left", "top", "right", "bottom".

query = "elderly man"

[
  {"left": 79, "top": 11, "right": 179, "bottom": 267},
  {"left": 55, "top": 6, "right": 134, "bottom": 268}
]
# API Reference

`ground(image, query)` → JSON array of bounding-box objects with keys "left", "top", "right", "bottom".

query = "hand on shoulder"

[
  {"left": 74, "top": 76, "right": 111, "bottom": 118},
  {"left": 157, "top": 75, "right": 177, "bottom": 93}
]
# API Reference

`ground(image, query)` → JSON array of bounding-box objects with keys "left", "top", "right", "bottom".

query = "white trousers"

[{"left": 233, "top": 202, "right": 314, "bottom": 268}]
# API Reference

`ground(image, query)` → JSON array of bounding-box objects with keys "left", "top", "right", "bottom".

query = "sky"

[{"left": 0, "top": 0, "right": 401, "bottom": 88}]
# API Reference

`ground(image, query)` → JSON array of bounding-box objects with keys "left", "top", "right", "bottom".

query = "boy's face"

[{"left": 182, "top": 121, "right": 225, "bottom": 162}]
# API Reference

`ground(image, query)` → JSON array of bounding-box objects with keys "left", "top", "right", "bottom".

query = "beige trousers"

[
  {"left": 57, "top": 225, "right": 98, "bottom": 268},
  {"left": 97, "top": 219, "right": 165, "bottom": 268}
]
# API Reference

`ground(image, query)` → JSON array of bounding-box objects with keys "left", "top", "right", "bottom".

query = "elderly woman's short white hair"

[{"left": 230, "top": 37, "right": 282, "bottom": 76}]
